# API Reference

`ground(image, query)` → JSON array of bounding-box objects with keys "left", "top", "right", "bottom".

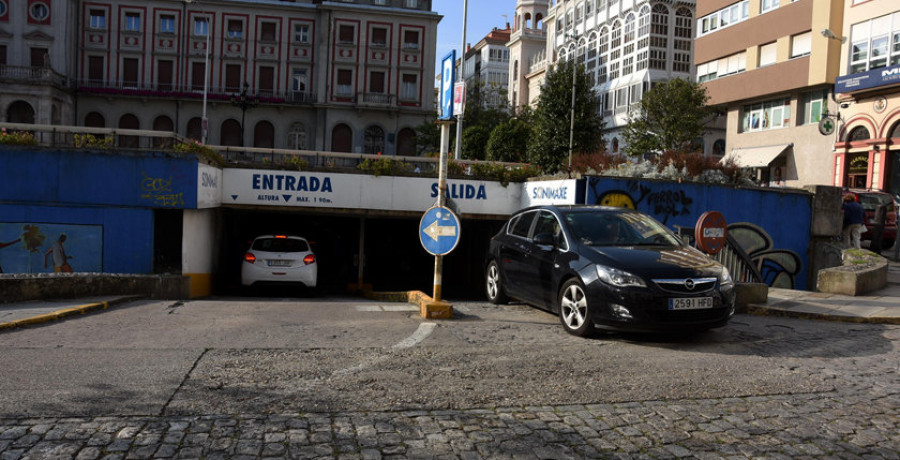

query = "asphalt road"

[{"left": 0, "top": 297, "right": 897, "bottom": 458}]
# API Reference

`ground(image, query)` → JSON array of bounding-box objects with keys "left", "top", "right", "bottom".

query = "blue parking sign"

[
  {"left": 419, "top": 206, "right": 460, "bottom": 255},
  {"left": 439, "top": 51, "right": 456, "bottom": 121}
]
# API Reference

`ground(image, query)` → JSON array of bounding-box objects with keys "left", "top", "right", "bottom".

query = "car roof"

[{"left": 516, "top": 204, "right": 634, "bottom": 214}]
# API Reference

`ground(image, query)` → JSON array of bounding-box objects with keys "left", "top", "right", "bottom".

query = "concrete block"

[
  {"left": 806, "top": 185, "right": 842, "bottom": 238},
  {"left": 817, "top": 249, "right": 888, "bottom": 296},
  {"left": 734, "top": 283, "right": 768, "bottom": 313}
]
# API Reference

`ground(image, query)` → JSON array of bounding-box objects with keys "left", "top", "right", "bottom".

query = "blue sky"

[{"left": 433, "top": 0, "right": 519, "bottom": 70}]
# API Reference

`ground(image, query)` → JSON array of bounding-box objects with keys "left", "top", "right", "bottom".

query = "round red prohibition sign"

[{"left": 695, "top": 211, "right": 728, "bottom": 254}]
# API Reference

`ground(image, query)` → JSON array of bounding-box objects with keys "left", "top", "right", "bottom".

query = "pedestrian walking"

[{"left": 842, "top": 193, "right": 866, "bottom": 249}]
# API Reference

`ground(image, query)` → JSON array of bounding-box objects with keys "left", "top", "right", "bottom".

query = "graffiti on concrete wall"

[
  {"left": 0, "top": 223, "right": 103, "bottom": 274},
  {"left": 728, "top": 222, "right": 802, "bottom": 289},
  {"left": 587, "top": 177, "right": 805, "bottom": 289},
  {"left": 141, "top": 172, "right": 185, "bottom": 207},
  {"left": 594, "top": 181, "right": 694, "bottom": 225}
]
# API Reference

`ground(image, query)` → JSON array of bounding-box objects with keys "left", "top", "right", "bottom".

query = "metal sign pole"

[{"left": 434, "top": 121, "right": 452, "bottom": 301}]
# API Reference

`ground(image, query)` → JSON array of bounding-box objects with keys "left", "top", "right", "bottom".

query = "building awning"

[{"left": 720, "top": 143, "right": 792, "bottom": 168}]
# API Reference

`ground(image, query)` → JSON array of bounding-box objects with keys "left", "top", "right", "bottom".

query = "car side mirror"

[{"left": 533, "top": 233, "right": 556, "bottom": 247}]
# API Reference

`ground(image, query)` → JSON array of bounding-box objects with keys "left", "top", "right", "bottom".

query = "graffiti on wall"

[
  {"left": 0, "top": 223, "right": 103, "bottom": 274},
  {"left": 141, "top": 172, "right": 185, "bottom": 207},
  {"left": 728, "top": 222, "right": 802, "bottom": 288},
  {"left": 589, "top": 179, "right": 803, "bottom": 289},
  {"left": 595, "top": 181, "right": 694, "bottom": 225}
]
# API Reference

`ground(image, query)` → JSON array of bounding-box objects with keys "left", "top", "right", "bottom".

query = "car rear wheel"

[
  {"left": 559, "top": 279, "right": 594, "bottom": 337},
  {"left": 485, "top": 260, "right": 509, "bottom": 304}
]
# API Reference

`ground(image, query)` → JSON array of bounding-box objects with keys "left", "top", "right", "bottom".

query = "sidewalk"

[{"left": 0, "top": 296, "right": 143, "bottom": 331}]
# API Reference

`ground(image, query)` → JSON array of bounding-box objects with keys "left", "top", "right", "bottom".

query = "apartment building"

[
  {"left": 508, "top": 0, "right": 724, "bottom": 156},
  {"left": 0, "top": 0, "right": 439, "bottom": 156},
  {"left": 462, "top": 25, "right": 511, "bottom": 109},
  {"left": 695, "top": 0, "right": 844, "bottom": 187},
  {"left": 832, "top": 1, "right": 900, "bottom": 196}
]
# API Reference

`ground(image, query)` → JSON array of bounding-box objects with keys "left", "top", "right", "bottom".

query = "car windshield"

[
  {"left": 856, "top": 193, "right": 894, "bottom": 212},
  {"left": 563, "top": 210, "right": 682, "bottom": 247},
  {"left": 252, "top": 237, "right": 309, "bottom": 252}
]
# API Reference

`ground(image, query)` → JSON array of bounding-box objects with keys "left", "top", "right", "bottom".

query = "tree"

[
  {"left": 622, "top": 78, "right": 714, "bottom": 157},
  {"left": 527, "top": 60, "right": 605, "bottom": 173},
  {"left": 412, "top": 116, "right": 440, "bottom": 157},
  {"left": 456, "top": 79, "right": 511, "bottom": 159},
  {"left": 486, "top": 117, "right": 532, "bottom": 163}
]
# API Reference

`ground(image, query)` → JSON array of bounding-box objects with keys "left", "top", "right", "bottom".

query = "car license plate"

[
  {"left": 669, "top": 297, "right": 713, "bottom": 310},
  {"left": 267, "top": 260, "right": 291, "bottom": 267}
]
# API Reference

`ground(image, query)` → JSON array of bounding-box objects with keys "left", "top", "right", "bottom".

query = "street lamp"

[
  {"left": 184, "top": 0, "right": 210, "bottom": 144},
  {"left": 566, "top": 32, "right": 579, "bottom": 177},
  {"left": 231, "top": 82, "right": 258, "bottom": 147}
]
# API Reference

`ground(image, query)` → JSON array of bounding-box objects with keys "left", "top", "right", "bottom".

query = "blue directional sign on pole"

[
  {"left": 439, "top": 51, "right": 456, "bottom": 121},
  {"left": 419, "top": 206, "right": 461, "bottom": 256}
]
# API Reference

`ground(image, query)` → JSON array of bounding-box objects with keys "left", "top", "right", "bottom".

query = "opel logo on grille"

[{"left": 684, "top": 279, "right": 696, "bottom": 290}]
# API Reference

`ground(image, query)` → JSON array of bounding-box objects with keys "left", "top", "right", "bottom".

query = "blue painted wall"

[
  {"left": 0, "top": 204, "right": 154, "bottom": 273},
  {"left": 0, "top": 147, "right": 198, "bottom": 208},
  {"left": 0, "top": 146, "right": 198, "bottom": 274},
  {"left": 585, "top": 177, "right": 812, "bottom": 290}
]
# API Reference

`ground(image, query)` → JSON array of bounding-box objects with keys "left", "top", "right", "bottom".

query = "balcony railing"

[
  {"left": 0, "top": 122, "right": 527, "bottom": 179},
  {"left": 0, "top": 65, "right": 71, "bottom": 87},
  {"left": 75, "top": 80, "right": 317, "bottom": 105}
]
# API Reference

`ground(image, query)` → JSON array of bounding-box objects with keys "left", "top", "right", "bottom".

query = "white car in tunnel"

[{"left": 241, "top": 235, "right": 317, "bottom": 289}]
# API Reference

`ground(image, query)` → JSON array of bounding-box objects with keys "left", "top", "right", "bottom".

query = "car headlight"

[
  {"left": 596, "top": 265, "right": 646, "bottom": 288},
  {"left": 720, "top": 267, "right": 734, "bottom": 287}
]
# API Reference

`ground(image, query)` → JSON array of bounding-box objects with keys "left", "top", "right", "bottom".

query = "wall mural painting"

[
  {"left": 728, "top": 223, "right": 801, "bottom": 289},
  {"left": 0, "top": 223, "right": 103, "bottom": 274},
  {"left": 589, "top": 178, "right": 803, "bottom": 289}
]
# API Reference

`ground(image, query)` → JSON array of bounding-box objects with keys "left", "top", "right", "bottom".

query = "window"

[
  {"left": 624, "top": 13, "right": 635, "bottom": 43},
  {"left": 369, "top": 71, "right": 385, "bottom": 93},
  {"left": 158, "top": 60, "right": 173, "bottom": 91},
  {"left": 372, "top": 27, "right": 387, "bottom": 46},
  {"left": 759, "top": 42, "right": 777, "bottom": 67},
  {"left": 848, "top": 13, "right": 900, "bottom": 74},
  {"left": 125, "top": 13, "right": 141, "bottom": 32},
  {"left": 698, "top": 1, "right": 749, "bottom": 37},
  {"left": 339, "top": 25, "right": 354, "bottom": 43},
  {"left": 403, "top": 30, "right": 419, "bottom": 49},
  {"left": 742, "top": 99, "right": 791, "bottom": 132},
  {"left": 29, "top": 2, "right": 49, "bottom": 21},
  {"left": 404, "top": 0, "right": 417, "bottom": 7},
  {"left": 294, "top": 24, "right": 310, "bottom": 43},
  {"left": 337, "top": 69, "right": 353, "bottom": 95},
  {"left": 674, "top": 8, "right": 692, "bottom": 39},
  {"left": 292, "top": 68, "right": 308, "bottom": 92},
  {"left": 261, "top": 22, "right": 276, "bottom": 42},
  {"left": 225, "top": 64, "right": 241, "bottom": 92},
  {"left": 194, "top": 18, "right": 209, "bottom": 36},
  {"left": 673, "top": 52, "right": 690, "bottom": 73},
  {"left": 192, "top": 61, "right": 206, "bottom": 91},
  {"left": 509, "top": 212, "right": 536, "bottom": 238},
  {"left": 802, "top": 90, "right": 827, "bottom": 125},
  {"left": 401, "top": 73, "right": 418, "bottom": 100},
  {"left": 761, "top": 0, "right": 779, "bottom": 14},
  {"left": 259, "top": 66, "right": 274, "bottom": 95},
  {"left": 228, "top": 20, "right": 243, "bottom": 39},
  {"left": 122, "top": 58, "right": 138, "bottom": 87},
  {"left": 88, "top": 56, "right": 104, "bottom": 84},
  {"left": 160, "top": 15, "right": 175, "bottom": 34},
  {"left": 90, "top": 9, "right": 106, "bottom": 29},
  {"left": 697, "top": 61, "right": 717, "bottom": 82},
  {"left": 791, "top": 32, "right": 811, "bottom": 58},
  {"left": 30, "top": 47, "right": 48, "bottom": 67}
]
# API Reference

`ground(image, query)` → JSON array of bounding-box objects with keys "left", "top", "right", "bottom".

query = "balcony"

[
  {"left": 0, "top": 65, "right": 70, "bottom": 88},
  {"left": 360, "top": 93, "right": 393, "bottom": 105},
  {"left": 75, "top": 80, "right": 317, "bottom": 106}
]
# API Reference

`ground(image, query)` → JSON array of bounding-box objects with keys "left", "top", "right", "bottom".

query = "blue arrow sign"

[{"left": 419, "top": 206, "right": 461, "bottom": 256}]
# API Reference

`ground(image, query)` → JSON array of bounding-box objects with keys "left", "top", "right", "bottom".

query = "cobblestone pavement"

[
  {"left": 1, "top": 300, "right": 898, "bottom": 459},
  {"left": 0, "top": 389, "right": 898, "bottom": 460}
]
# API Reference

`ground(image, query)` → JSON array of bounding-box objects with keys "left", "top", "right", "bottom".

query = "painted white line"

[
  {"left": 391, "top": 322, "right": 436, "bottom": 350},
  {"left": 331, "top": 322, "right": 437, "bottom": 378}
]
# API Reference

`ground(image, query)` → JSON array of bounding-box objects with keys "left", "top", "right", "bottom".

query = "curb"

[
  {"left": 0, "top": 296, "right": 145, "bottom": 331},
  {"left": 746, "top": 304, "right": 900, "bottom": 325}
]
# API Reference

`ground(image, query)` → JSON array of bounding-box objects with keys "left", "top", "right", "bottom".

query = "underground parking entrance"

[{"left": 212, "top": 207, "right": 506, "bottom": 299}]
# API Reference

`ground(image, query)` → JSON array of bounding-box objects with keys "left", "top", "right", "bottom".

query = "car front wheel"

[
  {"left": 485, "top": 260, "right": 509, "bottom": 304},
  {"left": 559, "top": 279, "right": 593, "bottom": 337}
]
